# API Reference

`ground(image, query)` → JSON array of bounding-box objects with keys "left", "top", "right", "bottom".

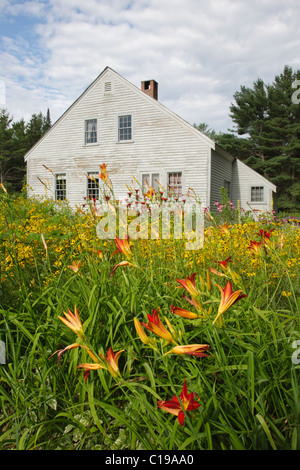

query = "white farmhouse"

[{"left": 24, "top": 66, "right": 276, "bottom": 213}]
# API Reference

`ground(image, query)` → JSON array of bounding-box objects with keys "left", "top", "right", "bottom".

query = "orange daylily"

[
  {"left": 219, "top": 223, "right": 232, "bottom": 234},
  {"left": 111, "top": 236, "right": 132, "bottom": 259},
  {"left": 58, "top": 306, "right": 84, "bottom": 338},
  {"left": 175, "top": 273, "right": 200, "bottom": 299},
  {"left": 51, "top": 342, "right": 82, "bottom": 364},
  {"left": 51, "top": 342, "right": 99, "bottom": 364},
  {"left": 141, "top": 308, "right": 176, "bottom": 344},
  {"left": 68, "top": 260, "right": 82, "bottom": 273},
  {"left": 170, "top": 305, "right": 200, "bottom": 319},
  {"left": 99, "top": 163, "right": 111, "bottom": 188},
  {"left": 110, "top": 260, "right": 137, "bottom": 277},
  {"left": 247, "top": 240, "right": 263, "bottom": 253},
  {"left": 255, "top": 228, "right": 274, "bottom": 245},
  {"left": 213, "top": 280, "right": 247, "bottom": 325},
  {"left": 157, "top": 380, "right": 200, "bottom": 426},
  {"left": 164, "top": 344, "right": 210, "bottom": 357},
  {"left": 103, "top": 347, "right": 124, "bottom": 378},
  {"left": 77, "top": 347, "right": 124, "bottom": 382}
]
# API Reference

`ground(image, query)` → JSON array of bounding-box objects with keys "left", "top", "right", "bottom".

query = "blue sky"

[{"left": 1, "top": 0, "right": 300, "bottom": 133}]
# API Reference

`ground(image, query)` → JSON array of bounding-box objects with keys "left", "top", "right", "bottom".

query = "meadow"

[{"left": 0, "top": 173, "right": 300, "bottom": 450}]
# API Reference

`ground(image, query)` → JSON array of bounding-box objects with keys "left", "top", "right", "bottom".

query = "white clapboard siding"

[
  {"left": 210, "top": 147, "right": 234, "bottom": 211},
  {"left": 231, "top": 158, "right": 276, "bottom": 213},
  {"left": 25, "top": 67, "right": 214, "bottom": 208}
]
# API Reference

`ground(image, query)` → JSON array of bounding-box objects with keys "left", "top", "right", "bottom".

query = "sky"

[{"left": 0, "top": 0, "right": 300, "bottom": 134}]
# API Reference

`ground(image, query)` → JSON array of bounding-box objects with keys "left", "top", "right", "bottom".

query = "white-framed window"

[
  {"left": 87, "top": 172, "right": 100, "bottom": 200},
  {"left": 141, "top": 172, "right": 160, "bottom": 192},
  {"left": 168, "top": 172, "right": 183, "bottom": 197},
  {"left": 55, "top": 173, "right": 67, "bottom": 201},
  {"left": 118, "top": 115, "right": 132, "bottom": 141},
  {"left": 250, "top": 186, "right": 264, "bottom": 203},
  {"left": 223, "top": 180, "right": 231, "bottom": 197},
  {"left": 85, "top": 119, "right": 97, "bottom": 144}
]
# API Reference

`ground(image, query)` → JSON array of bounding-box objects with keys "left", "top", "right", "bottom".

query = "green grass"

[{"left": 0, "top": 193, "right": 300, "bottom": 450}]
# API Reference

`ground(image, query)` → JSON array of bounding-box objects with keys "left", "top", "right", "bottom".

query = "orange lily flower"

[
  {"left": 77, "top": 347, "right": 124, "bottom": 381},
  {"left": 77, "top": 362, "right": 106, "bottom": 383},
  {"left": 102, "top": 347, "right": 124, "bottom": 378},
  {"left": 58, "top": 306, "right": 84, "bottom": 338},
  {"left": 213, "top": 280, "right": 247, "bottom": 325},
  {"left": 110, "top": 260, "right": 137, "bottom": 277},
  {"left": 68, "top": 260, "right": 82, "bottom": 273},
  {"left": 164, "top": 344, "right": 210, "bottom": 357},
  {"left": 157, "top": 380, "right": 200, "bottom": 426},
  {"left": 247, "top": 240, "right": 263, "bottom": 253},
  {"left": 141, "top": 308, "right": 176, "bottom": 343},
  {"left": 111, "top": 236, "right": 132, "bottom": 259},
  {"left": 255, "top": 228, "right": 274, "bottom": 245},
  {"left": 170, "top": 305, "right": 200, "bottom": 319},
  {"left": 50, "top": 342, "right": 82, "bottom": 364},
  {"left": 219, "top": 223, "right": 231, "bottom": 234},
  {"left": 175, "top": 273, "right": 200, "bottom": 299}
]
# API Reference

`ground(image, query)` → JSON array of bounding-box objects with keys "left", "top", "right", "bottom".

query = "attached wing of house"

[{"left": 24, "top": 66, "right": 276, "bottom": 213}]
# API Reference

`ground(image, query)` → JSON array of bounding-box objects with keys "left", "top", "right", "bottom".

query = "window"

[
  {"left": 223, "top": 180, "right": 231, "bottom": 197},
  {"left": 85, "top": 119, "right": 97, "bottom": 144},
  {"left": 168, "top": 172, "right": 182, "bottom": 197},
  {"left": 250, "top": 186, "right": 264, "bottom": 203},
  {"left": 55, "top": 173, "right": 66, "bottom": 200},
  {"left": 118, "top": 115, "right": 132, "bottom": 141},
  {"left": 87, "top": 172, "right": 99, "bottom": 200},
  {"left": 142, "top": 173, "right": 160, "bottom": 193}
]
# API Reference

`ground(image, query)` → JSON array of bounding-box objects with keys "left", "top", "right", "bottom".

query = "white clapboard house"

[{"left": 24, "top": 66, "right": 276, "bottom": 213}]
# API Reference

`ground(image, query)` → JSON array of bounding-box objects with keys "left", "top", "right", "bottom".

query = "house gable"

[{"left": 25, "top": 66, "right": 215, "bottom": 207}]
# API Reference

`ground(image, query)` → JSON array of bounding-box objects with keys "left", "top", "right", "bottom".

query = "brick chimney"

[{"left": 141, "top": 79, "right": 158, "bottom": 100}]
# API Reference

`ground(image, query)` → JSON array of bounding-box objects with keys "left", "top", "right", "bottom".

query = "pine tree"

[{"left": 228, "top": 66, "right": 300, "bottom": 211}]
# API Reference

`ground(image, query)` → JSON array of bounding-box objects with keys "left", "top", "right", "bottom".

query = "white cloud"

[{"left": 1, "top": 0, "right": 300, "bottom": 132}]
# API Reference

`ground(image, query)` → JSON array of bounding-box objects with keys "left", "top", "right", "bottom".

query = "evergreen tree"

[
  {"left": 0, "top": 108, "right": 52, "bottom": 192},
  {"left": 228, "top": 65, "right": 300, "bottom": 211}
]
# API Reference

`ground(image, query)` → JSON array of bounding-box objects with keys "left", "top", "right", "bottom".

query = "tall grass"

[{"left": 0, "top": 186, "right": 300, "bottom": 450}]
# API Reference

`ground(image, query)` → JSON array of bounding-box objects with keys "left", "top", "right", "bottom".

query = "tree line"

[
  {"left": 195, "top": 65, "right": 300, "bottom": 212},
  {"left": 0, "top": 109, "right": 51, "bottom": 191}
]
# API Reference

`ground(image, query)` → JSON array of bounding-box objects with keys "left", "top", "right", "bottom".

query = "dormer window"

[{"left": 85, "top": 119, "right": 97, "bottom": 144}]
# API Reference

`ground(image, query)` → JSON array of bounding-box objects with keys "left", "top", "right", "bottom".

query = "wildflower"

[
  {"left": 102, "top": 347, "right": 124, "bottom": 378},
  {"left": 164, "top": 344, "right": 210, "bottom": 357},
  {"left": 170, "top": 305, "right": 200, "bottom": 319},
  {"left": 175, "top": 273, "right": 200, "bottom": 299},
  {"left": 50, "top": 343, "right": 98, "bottom": 365},
  {"left": 68, "top": 260, "right": 82, "bottom": 273},
  {"left": 111, "top": 236, "right": 132, "bottom": 259},
  {"left": 76, "top": 363, "right": 106, "bottom": 383},
  {"left": 50, "top": 342, "right": 82, "bottom": 364},
  {"left": 134, "top": 317, "right": 151, "bottom": 345},
  {"left": 58, "top": 306, "right": 84, "bottom": 338},
  {"left": 219, "top": 223, "right": 232, "bottom": 234},
  {"left": 77, "top": 347, "right": 124, "bottom": 381},
  {"left": 213, "top": 280, "right": 247, "bottom": 325},
  {"left": 141, "top": 308, "right": 176, "bottom": 343},
  {"left": 157, "top": 380, "right": 200, "bottom": 426},
  {"left": 247, "top": 240, "right": 262, "bottom": 254},
  {"left": 110, "top": 260, "right": 137, "bottom": 277},
  {"left": 255, "top": 228, "right": 274, "bottom": 245}
]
